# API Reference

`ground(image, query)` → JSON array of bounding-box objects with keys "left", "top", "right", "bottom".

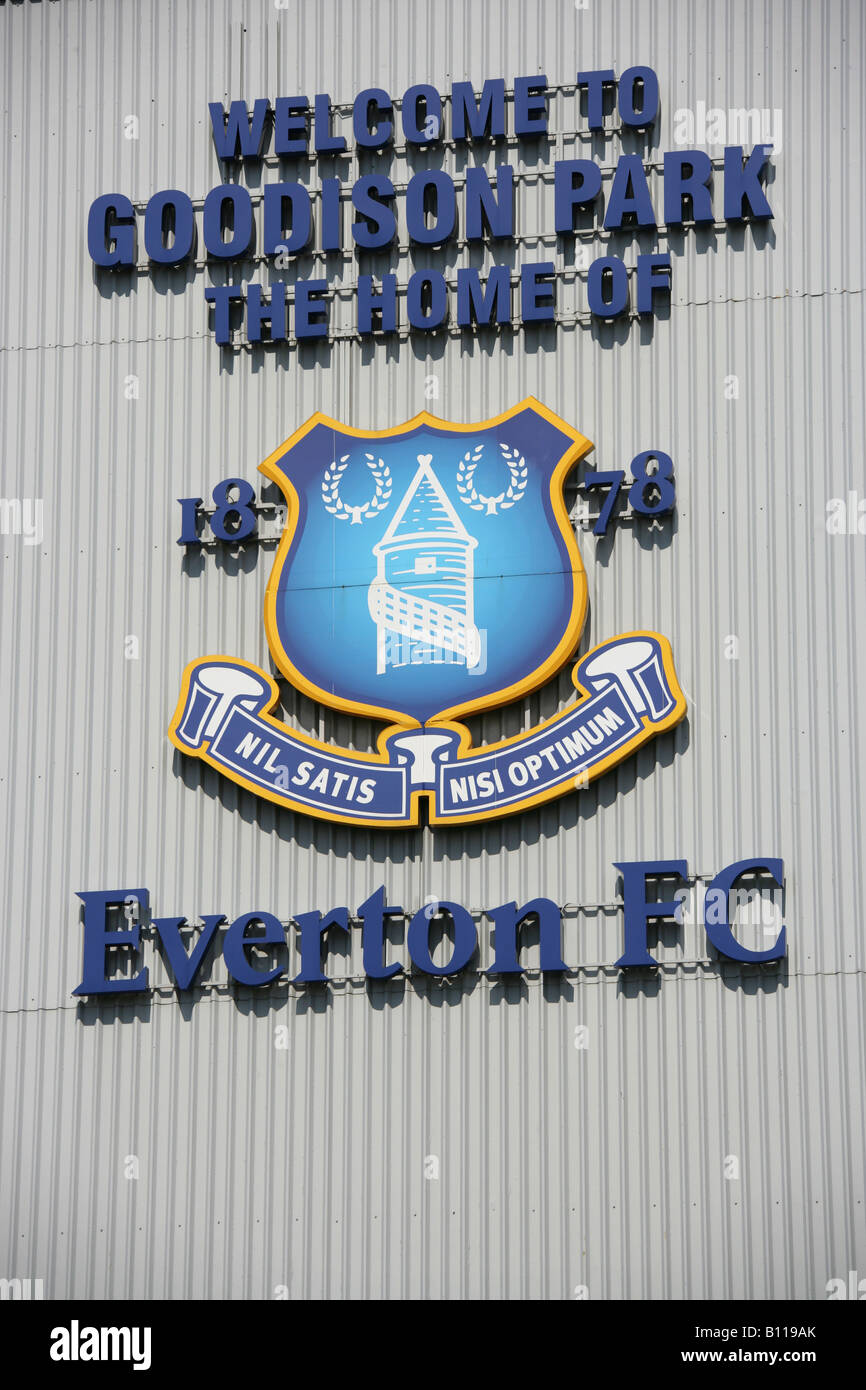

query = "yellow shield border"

[{"left": 259, "top": 396, "right": 594, "bottom": 729}]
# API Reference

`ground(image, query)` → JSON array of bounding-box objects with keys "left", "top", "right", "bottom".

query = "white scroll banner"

[{"left": 169, "top": 634, "right": 686, "bottom": 826}]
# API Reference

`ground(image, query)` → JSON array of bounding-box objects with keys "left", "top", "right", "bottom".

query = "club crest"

[{"left": 170, "top": 399, "right": 686, "bottom": 825}]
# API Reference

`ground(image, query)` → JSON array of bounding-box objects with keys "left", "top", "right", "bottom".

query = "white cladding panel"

[{"left": 0, "top": 0, "right": 864, "bottom": 1299}]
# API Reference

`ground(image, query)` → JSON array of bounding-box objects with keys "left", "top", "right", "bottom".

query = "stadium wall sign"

[
  {"left": 169, "top": 400, "right": 687, "bottom": 827},
  {"left": 72, "top": 859, "right": 788, "bottom": 998},
  {"left": 85, "top": 66, "right": 775, "bottom": 347}
]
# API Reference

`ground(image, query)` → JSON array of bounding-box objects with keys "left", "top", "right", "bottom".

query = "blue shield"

[{"left": 261, "top": 399, "right": 592, "bottom": 727}]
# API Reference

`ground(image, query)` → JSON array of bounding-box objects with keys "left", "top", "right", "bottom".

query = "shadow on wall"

[
  {"left": 73, "top": 947, "right": 788, "bottom": 1029},
  {"left": 92, "top": 202, "right": 775, "bottom": 375},
  {"left": 169, "top": 705, "right": 691, "bottom": 860},
  {"left": 72, "top": 778, "right": 791, "bottom": 1031}
]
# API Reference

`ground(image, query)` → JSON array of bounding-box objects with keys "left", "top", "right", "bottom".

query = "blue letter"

[
  {"left": 456, "top": 266, "right": 511, "bottom": 325},
  {"left": 87, "top": 194, "right": 136, "bottom": 267},
  {"left": 203, "top": 186, "right": 254, "bottom": 259},
  {"left": 273, "top": 96, "right": 309, "bottom": 155},
  {"left": 587, "top": 256, "right": 629, "bottom": 316},
  {"left": 613, "top": 860, "right": 688, "bottom": 967},
  {"left": 358, "top": 886, "right": 402, "bottom": 980},
  {"left": 144, "top": 189, "right": 196, "bottom": 265},
  {"left": 465, "top": 165, "right": 513, "bottom": 240},
  {"left": 294, "top": 280, "right": 329, "bottom": 339},
  {"left": 452, "top": 78, "right": 506, "bottom": 141},
  {"left": 514, "top": 75, "right": 548, "bottom": 134},
  {"left": 618, "top": 66, "right": 659, "bottom": 128},
  {"left": 407, "top": 902, "right": 476, "bottom": 977},
  {"left": 521, "top": 261, "right": 555, "bottom": 321},
  {"left": 402, "top": 84, "right": 442, "bottom": 143},
  {"left": 604, "top": 155, "right": 657, "bottom": 228},
  {"left": 351, "top": 176, "right": 396, "bottom": 249},
  {"left": 204, "top": 286, "right": 244, "bottom": 345},
  {"left": 247, "top": 283, "right": 287, "bottom": 342},
  {"left": 208, "top": 99, "right": 271, "bottom": 160},
  {"left": 313, "top": 93, "right": 347, "bottom": 153},
  {"left": 407, "top": 271, "right": 448, "bottom": 329},
  {"left": 577, "top": 70, "right": 615, "bottom": 129},
  {"left": 704, "top": 859, "right": 786, "bottom": 962},
  {"left": 223, "top": 912, "right": 286, "bottom": 986},
  {"left": 489, "top": 899, "right": 566, "bottom": 975},
  {"left": 353, "top": 88, "right": 392, "bottom": 148},
  {"left": 263, "top": 183, "right": 312, "bottom": 254},
  {"left": 724, "top": 144, "right": 773, "bottom": 220},
  {"left": 152, "top": 915, "right": 224, "bottom": 990},
  {"left": 357, "top": 274, "right": 398, "bottom": 334},
  {"left": 73, "top": 888, "right": 149, "bottom": 995},
  {"left": 293, "top": 908, "right": 350, "bottom": 984},
  {"left": 406, "top": 170, "right": 456, "bottom": 245},
  {"left": 588, "top": 255, "right": 629, "bottom": 316},
  {"left": 663, "top": 150, "right": 714, "bottom": 225},
  {"left": 554, "top": 160, "right": 602, "bottom": 232},
  {"left": 636, "top": 253, "right": 671, "bottom": 313},
  {"left": 320, "top": 177, "right": 342, "bottom": 251}
]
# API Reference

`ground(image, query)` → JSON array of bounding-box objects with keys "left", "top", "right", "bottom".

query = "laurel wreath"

[
  {"left": 455, "top": 442, "right": 528, "bottom": 514},
  {"left": 322, "top": 453, "right": 393, "bottom": 522}
]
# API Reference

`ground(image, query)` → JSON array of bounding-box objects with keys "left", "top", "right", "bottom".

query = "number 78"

[{"left": 581, "top": 452, "right": 675, "bottom": 536}]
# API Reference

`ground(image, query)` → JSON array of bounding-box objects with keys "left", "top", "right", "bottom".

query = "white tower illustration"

[{"left": 367, "top": 454, "right": 481, "bottom": 673}]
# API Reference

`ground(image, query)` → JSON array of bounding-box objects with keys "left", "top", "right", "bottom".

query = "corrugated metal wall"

[{"left": 1, "top": 0, "right": 864, "bottom": 1299}]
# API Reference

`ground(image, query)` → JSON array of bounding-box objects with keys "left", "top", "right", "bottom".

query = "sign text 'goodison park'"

[{"left": 87, "top": 66, "right": 774, "bottom": 346}]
